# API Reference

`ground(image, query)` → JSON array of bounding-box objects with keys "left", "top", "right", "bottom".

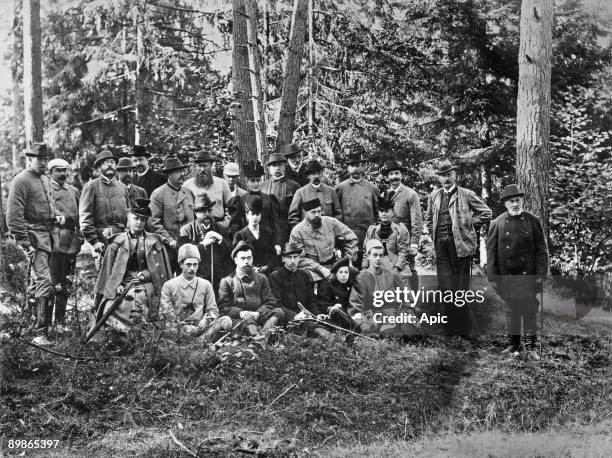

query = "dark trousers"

[
  {"left": 505, "top": 296, "right": 539, "bottom": 336},
  {"left": 49, "top": 252, "right": 77, "bottom": 323},
  {"left": 435, "top": 234, "right": 472, "bottom": 335}
]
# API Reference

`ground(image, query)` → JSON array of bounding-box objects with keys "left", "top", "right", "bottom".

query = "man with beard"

[
  {"left": 149, "top": 157, "right": 195, "bottom": 272},
  {"left": 262, "top": 153, "right": 300, "bottom": 242},
  {"left": 282, "top": 143, "right": 309, "bottom": 187},
  {"left": 131, "top": 145, "right": 165, "bottom": 196},
  {"left": 179, "top": 193, "right": 232, "bottom": 296},
  {"left": 184, "top": 150, "right": 231, "bottom": 228},
  {"left": 289, "top": 198, "right": 358, "bottom": 282},
  {"left": 381, "top": 161, "right": 423, "bottom": 289},
  {"left": 223, "top": 162, "right": 246, "bottom": 199},
  {"left": 7, "top": 143, "right": 64, "bottom": 345},
  {"left": 335, "top": 152, "right": 380, "bottom": 267},
  {"left": 48, "top": 159, "right": 83, "bottom": 334},
  {"left": 487, "top": 184, "right": 548, "bottom": 359},
  {"left": 79, "top": 147, "right": 130, "bottom": 265},
  {"left": 424, "top": 159, "right": 491, "bottom": 336},
  {"left": 117, "top": 157, "right": 147, "bottom": 205},
  {"left": 288, "top": 159, "right": 341, "bottom": 226},
  {"left": 228, "top": 161, "right": 282, "bottom": 254}
]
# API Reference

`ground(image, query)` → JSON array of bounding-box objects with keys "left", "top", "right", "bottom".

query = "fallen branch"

[
  {"left": 265, "top": 380, "right": 300, "bottom": 411},
  {"left": 168, "top": 429, "right": 197, "bottom": 457},
  {"left": 18, "top": 337, "right": 97, "bottom": 361}
]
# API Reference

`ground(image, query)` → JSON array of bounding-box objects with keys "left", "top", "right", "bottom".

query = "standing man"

[
  {"left": 131, "top": 144, "right": 165, "bottom": 197},
  {"left": 487, "top": 184, "right": 548, "bottom": 359},
  {"left": 184, "top": 150, "right": 231, "bottom": 227},
  {"left": 117, "top": 157, "right": 148, "bottom": 205},
  {"left": 7, "top": 143, "right": 62, "bottom": 345},
  {"left": 262, "top": 152, "right": 300, "bottom": 242},
  {"left": 149, "top": 157, "right": 194, "bottom": 272},
  {"left": 382, "top": 161, "right": 423, "bottom": 288},
  {"left": 335, "top": 152, "right": 380, "bottom": 267},
  {"left": 79, "top": 147, "right": 130, "bottom": 265},
  {"left": 223, "top": 162, "right": 246, "bottom": 199},
  {"left": 288, "top": 160, "right": 341, "bottom": 226},
  {"left": 282, "top": 143, "right": 309, "bottom": 187},
  {"left": 424, "top": 159, "right": 492, "bottom": 335},
  {"left": 49, "top": 159, "right": 83, "bottom": 333}
]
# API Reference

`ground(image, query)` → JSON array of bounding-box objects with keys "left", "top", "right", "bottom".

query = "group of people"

[{"left": 6, "top": 141, "right": 548, "bottom": 359}]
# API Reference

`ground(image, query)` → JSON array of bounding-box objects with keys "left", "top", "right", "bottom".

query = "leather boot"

[
  {"left": 55, "top": 295, "right": 69, "bottom": 333},
  {"left": 32, "top": 297, "right": 52, "bottom": 346},
  {"left": 525, "top": 334, "right": 540, "bottom": 360},
  {"left": 501, "top": 335, "right": 521, "bottom": 355}
]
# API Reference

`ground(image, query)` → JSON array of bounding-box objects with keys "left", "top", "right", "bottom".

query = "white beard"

[{"left": 508, "top": 208, "right": 523, "bottom": 216}]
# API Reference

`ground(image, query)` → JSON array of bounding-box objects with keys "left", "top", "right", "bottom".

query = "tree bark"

[
  {"left": 232, "top": 0, "right": 258, "bottom": 180},
  {"left": 516, "top": 0, "right": 553, "bottom": 237},
  {"left": 275, "top": 0, "right": 308, "bottom": 154},
  {"left": 11, "top": 0, "right": 23, "bottom": 167},
  {"left": 134, "top": 2, "right": 149, "bottom": 145},
  {"left": 22, "top": 0, "right": 42, "bottom": 150},
  {"left": 307, "top": 0, "right": 314, "bottom": 137}
]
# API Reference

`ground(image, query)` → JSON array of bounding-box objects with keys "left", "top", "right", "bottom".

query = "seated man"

[
  {"left": 269, "top": 242, "right": 330, "bottom": 338},
  {"left": 93, "top": 199, "right": 172, "bottom": 333},
  {"left": 160, "top": 243, "right": 232, "bottom": 341},
  {"left": 218, "top": 241, "right": 284, "bottom": 337},
  {"left": 289, "top": 198, "right": 358, "bottom": 282},
  {"left": 317, "top": 256, "right": 361, "bottom": 333}
]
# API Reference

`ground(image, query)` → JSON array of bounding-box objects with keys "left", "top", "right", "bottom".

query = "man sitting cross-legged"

[
  {"left": 218, "top": 241, "right": 285, "bottom": 337},
  {"left": 160, "top": 243, "right": 232, "bottom": 342}
]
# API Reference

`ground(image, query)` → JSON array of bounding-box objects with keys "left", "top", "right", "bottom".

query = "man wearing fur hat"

[
  {"left": 160, "top": 243, "right": 232, "bottom": 341},
  {"left": 131, "top": 145, "right": 166, "bottom": 197},
  {"left": 94, "top": 199, "right": 172, "bottom": 333},
  {"left": 116, "top": 157, "right": 148, "bottom": 206},
  {"left": 487, "top": 184, "right": 548, "bottom": 359}
]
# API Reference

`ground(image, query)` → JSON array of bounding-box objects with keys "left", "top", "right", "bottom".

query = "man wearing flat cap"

[
  {"left": 487, "top": 184, "right": 548, "bottom": 359},
  {"left": 289, "top": 197, "right": 358, "bottom": 282},
  {"left": 7, "top": 143, "right": 65, "bottom": 345},
  {"left": 131, "top": 145, "right": 166, "bottom": 197},
  {"left": 282, "top": 143, "right": 309, "bottom": 187},
  {"left": 48, "top": 158, "right": 84, "bottom": 334},
  {"left": 117, "top": 157, "right": 148, "bottom": 206},
  {"left": 288, "top": 159, "right": 341, "bottom": 226},
  {"left": 149, "top": 157, "right": 195, "bottom": 272},
  {"left": 262, "top": 152, "right": 300, "bottom": 242},
  {"left": 79, "top": 146, "right": 131, "bottom": 266},
  {"left": 94, "top": 198, "right": 172, "bottom": 333},
  {"left": 184, "top": 150, "right": 231, "bottom": 228},
  {"left": 424, "top": 159, "right": 492, "bottom": 335},
  {"left": 223, "top": 162, "right": 246, "bottom": 199}
]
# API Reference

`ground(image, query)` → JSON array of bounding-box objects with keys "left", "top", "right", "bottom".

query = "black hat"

[
  {"left": 194, "top": 150, "right": 217, "bottom": 164},
  {"left": 304, "top": 160, "right": 324, "bottom": 174},
  {"left": 160, "top": 157, "right": 189, "bottom": 173},
  {"left": 245, "top": 195, "right": 263, "bottom": 214},
  {"left": 501, "top": 184, "right": 525, "bottom": 202},
  {"left": 193, "top": 193, "right": 216, "bottom": 211},
  {"left": 266, "top": 153, "right": 286, "bottom": 166},
  {"left": 280, "top": 242, "right": 301, "bottom": 256},
  {"left": 232, "top": 240, "right": 253, "bottom": 259},
  {"left": 383, "top": 161, "right": 405, "bottom": 175},
  {"left": 302, "top": 198, "right": 321, "bottom": 212},
  {"left": 378, "top": 196, "right": 394, "bottom": 211},
  {"left": 346, "top": 152, "right": 363, "bottom": 165},
  {"left": 131, "top": 145, "right": 150, "bottom": 158},
  {"left": 435, "top": 159, "right": 458, "bottom": 174},
  {"left": 282, "top": 143, "right": 302, "bottom": 158},
  {"left": 94, "top": 148, "right": 118, "bottom": 168},
  {"left": 128, "top": 198, "right": 152, "bottom": 218},
  {"left": 330, "top": 256, "right": 351, "bottom": 274},
  {"left": 25, "top": 142, "right": 49, "bottom": 158},
  {"left": 244, "top": 161, "right": 265, "bottom": 178},
  {"left": 116, "top": 157, "right": 136, "bottom": 170}
]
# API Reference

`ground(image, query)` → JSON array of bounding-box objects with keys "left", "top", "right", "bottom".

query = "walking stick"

[
  {"left": 296, "top": 302, "right": 377, "bottom": 342},
  {"left": 212, "top": 320, "right": 243, "bottom": 346},
  {"left": 539, "top": 289, "right": 544, "bottom": 359}
]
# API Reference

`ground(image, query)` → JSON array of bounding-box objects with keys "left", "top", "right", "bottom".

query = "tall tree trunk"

[
  {"left": 307, "top": 0, "right": 314, "bottom": 137},
  {"left": 134, "top": 2, "right": 149, "bottom": 145},
  {"left": 275, "top": 0, "right": 308, "bottom": 154},
  {"left": 262, "top": 0, "right": 270, "bottom": 103},
  {"left": 244, "top": 0, "right": 267, "bottom": 165},
  {"left": 22, "top": 0, "right": 42, "bottom": 150},
  {"left": 516, "top": 0, "right": 553, "bottom": 237},
  {"left": 11, "top": 0, "right": 22, "bottom": 167},
  {"left": 121, "top": 25, "right": 130, "bottom": 144},
  {"left": 232, "top": 0, "right": 258, "bottom": 179}
]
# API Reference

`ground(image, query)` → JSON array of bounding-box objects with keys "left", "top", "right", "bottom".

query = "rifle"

[
  {"left": 83, "top": 279, "right": 138, "bottom": 343},
  {"left": 296, "top": 302, "right": 377, "bottom": 342}
]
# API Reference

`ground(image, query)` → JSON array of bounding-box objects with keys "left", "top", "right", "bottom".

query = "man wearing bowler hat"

[
  {"left": 223, "top": 162, "right": 246, "bottom": 198},
  {"left": 79, "top": 146, "right": 131, "bottom": 264},
  {"left": 184, "top": 150, "right": 231, "bottom": 227},
  {"left": 288, "top": 159, "right": 341, "bottom": 226},
  {"left": 487, "top": 184, "right": 548, "bottom": 359},
  {"left": 7, "top": 143, "right": 64, "bottom": 345},
  {"left": 282, "top": 143, "right": 309, "bottom": 187},
  {"left": 424, "top": 159, "right": 491, "bottom": 335},
  {"left": 117, "top": 157, "right": 148, "bottom": 206},
  {"left": 131, "top": 145, "right": 165, "bottom": 197},
  {"left": 149, "top": 157, "right": 195, "bottom": 272},
  {"left": 262, "top": 152, "right": 300, "bottom": 241}
]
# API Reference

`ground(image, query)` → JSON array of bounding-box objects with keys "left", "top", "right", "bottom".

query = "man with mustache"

[
  {"left": 131, "top": 145, "right": 165, "bottom": 197},
  {"left": 487, "top": 184, "right": 548, "bottom": 359},
  {"left": 262, "top": 153, "right": 300, "bottom": 242},
  {"left": 282, "top": 143, "right": 309, "bottom": 187},
  {"left": 48, "top": 159, "right": 84, "bottom": 334},
  {"left": 117, "top": 157, "right": 148, "bottom": 206},
  {"left": 184, "top": 150, "right": 232, "bottom": 228},
  {"left": 424, "top": 159, "right": 492, "bottom": 336},
  {"left": 288, "top": 160, "right": 341, "bottom": 226},
  {"left": 79, "top": 147, "right": 130, "bottom": 266}
]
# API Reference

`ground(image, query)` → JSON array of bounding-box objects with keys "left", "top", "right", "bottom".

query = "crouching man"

[
  {"left": 218, "top": 241, "right": 284, "bottom": 337},
  {"left": 160, "top": 244, "right": 232, "bottom": 341},
  {"left": 93, "top": 199, "right": 172, "bottom": 333}
]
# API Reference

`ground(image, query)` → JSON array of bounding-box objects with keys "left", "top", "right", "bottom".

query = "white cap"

[
  {"left": 365, "top": 239, "right": 384, "bottom": 253},
  {"left": 48, "top": 158, "right": 70, "bottom": 171},
  {"left": 223, "top": 162, "right": 240, "bottom": 176}
]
